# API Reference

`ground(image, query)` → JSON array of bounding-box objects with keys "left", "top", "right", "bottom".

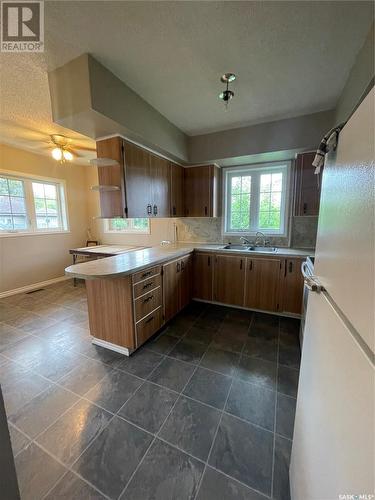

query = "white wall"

[{"left": 0, "top": 143, "right": 90, "bottom": 293}]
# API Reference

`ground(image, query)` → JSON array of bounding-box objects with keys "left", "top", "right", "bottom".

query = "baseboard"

[
  {"left": 92, "top": 338, "right": 132, "bottom": 356},
  {"left": 0, "top": 276, "right": 71, "bottom": 299},
  {"left": 192, "top": 298, "right": 301, "bottom": 319}
]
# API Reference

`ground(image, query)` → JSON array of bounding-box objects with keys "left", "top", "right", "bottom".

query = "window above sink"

[{"left": 223, "top": 162, "right": 290, "bottom": 237}]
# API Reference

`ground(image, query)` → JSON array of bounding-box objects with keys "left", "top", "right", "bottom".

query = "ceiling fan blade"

[{"left": 75, "top": 145, "right": 97, "bottom": 152}]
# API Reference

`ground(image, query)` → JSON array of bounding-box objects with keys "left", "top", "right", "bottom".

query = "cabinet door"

[
  {"left": 282, "top": 259, "right": 304, "bottom": 314},
  {"left": 163, "top": 260, "right": 181, "bottom": 322},
  {"left": 245, "top": 258, "right": 281, "bottom": 312},
  {"left": 170, "top": 163, "right": 184, "bottom": 216},
  {"left": 214, "top": 255, "right": 245, "bottom": 306},
  {"left": 184, "top": 166, "right": 211, "bottom": 217},
  {"left": 193, "top": 253, "right": 213, "bottom": 301},
  {"left": 294, "top": 152, "right": 321, "bottom": 216},
  {"left": 123, "top": 141, "right": 152, "bottom": 218},
  {"left": 180, "top": 255, "right": 193, "bottom": 310},
  {"left": 96, "top": 137, "right": 125, "bottom": 218},
  {"left": 150, "top": 154, "right": 170, "bottom": 217}
]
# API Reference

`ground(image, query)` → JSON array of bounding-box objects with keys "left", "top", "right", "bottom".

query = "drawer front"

[
  {"left": 132, "top": 266, "right": 161, "bottom": 285},
  {"left": 136, "top": 307, "right": 162, "bottom": 347},
  {"left": 133, "top": 274, "right": 162, "bottom": 298},
  {"left": 134, "top": 286, "right": 162, "bottom": 322}
]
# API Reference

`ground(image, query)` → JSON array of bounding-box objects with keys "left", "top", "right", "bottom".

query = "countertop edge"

[{"left": 65, "top": 245, "right": 313, "bottom": 279}]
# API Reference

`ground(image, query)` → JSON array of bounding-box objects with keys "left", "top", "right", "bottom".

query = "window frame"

[
  {"left": 223, "top": 162, "right": 291, "bottom": 237},
  {"left": 104, "top": 218, "right": 151, "bottom": 234},
  {"left": 0, "top": 170, "right": 69, "bottom": 237}
]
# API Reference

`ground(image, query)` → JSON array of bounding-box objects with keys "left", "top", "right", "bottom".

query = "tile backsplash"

[{"left": 175, "top": 216, "right": 317, "bottom": 249}]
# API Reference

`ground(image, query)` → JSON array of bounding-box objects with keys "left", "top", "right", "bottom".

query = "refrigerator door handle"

[{"left": 301, "top": 261, "right": 325, "bottom": 293}]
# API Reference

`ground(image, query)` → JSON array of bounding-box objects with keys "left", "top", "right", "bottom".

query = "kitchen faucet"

[
  {"left": 240, "top": 236, "right": 251, "bottom": 245},
  {"left": 255, "top": 231, "right": 269, "bottom": 246}
]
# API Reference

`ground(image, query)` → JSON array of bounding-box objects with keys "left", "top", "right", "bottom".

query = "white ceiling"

[{"left": 0, "top": 1, "right": 373, "bottom": 159}]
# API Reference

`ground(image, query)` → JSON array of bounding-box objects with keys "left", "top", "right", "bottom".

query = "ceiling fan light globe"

[
  {"left": 52, "top": 147, "right": 62, "bottom": 161},
  {"left": 63, "top": 150, "right": 73, "bottom": 161}
]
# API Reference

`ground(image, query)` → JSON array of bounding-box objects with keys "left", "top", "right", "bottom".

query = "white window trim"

[
  {"left": 223, "top": 161, "right": 291, "bottom": 237},
  {"left": 104, "top": 219, "right": 151, "bottom": 234},
  {"left": 0, "top": 169, "right": 70, "bottom": 237}
]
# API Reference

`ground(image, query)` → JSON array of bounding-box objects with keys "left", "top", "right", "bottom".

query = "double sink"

[{"left": 221, "top": 244, "right": 277, "bottom": 253}]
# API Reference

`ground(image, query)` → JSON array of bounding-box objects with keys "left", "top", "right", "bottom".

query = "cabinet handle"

[
  {"left": 181, "top": 260, "right": 185, "bottom": 271},
  {"left": 172, "top": 206, "right": 176, "bottom": 215},
  {"left": 284, "top": 260, "right": 287, "bottom": 277},
  {"left": 143, "top": 295, "right": 153, "bottom": 303},
  {"left": 240, "top": 259, "right": 243, "bottom": 270},
  {"left": 145, "top": 316, "right": 154, "bottom": 324},
  {"left": 177, "top": 262, "right": 180, "bottom": 273},
  {"left": 204, "top": 206, "right": 208, "bottom": 216},
  {"left": 147, "top": 204, "right": 152, "bottom": 215},
  {"left": 153, "top": 204, "right": 158, "bottom": 216},
  {"left": 143, "top": 282, "right": 153, "bottom": 290},
  {"left": 141, "top": 271, "right": 152, "bottom": 279},
  {"left": 289, "top": 261, "right": 293, "bottom": 273},
  {"left": 249, "top": 260, "right": 253, "bottom": 271},
  {"left": 208, "top": 256, "right": 210, "bottom": 266},
  {"left": 303, "top": 203, "right": 307, "bottom": 214}
]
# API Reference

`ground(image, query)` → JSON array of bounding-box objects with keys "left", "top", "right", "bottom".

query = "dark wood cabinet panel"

[
  {"left": 180, "top": 255, "right": 193, "bottom": 309},
  {"left": 294, "top": 152, "right": 322, "bottom": 216},
  {"left": 170, "top": 163, "right": 184, "bottom": 217},
  {"left": 123, "top": 141, "right": 152, "bottom": 218},
  {"left": 163, "top": 259, "right": 181, "bottom": 323},
  {"left": 150, "top": 154, "right": 170, "bottom": 217},
  {"left": 245, "top": 258, "right": 281, "bottom": 312},
  {"left": 193, "top": 253, "right": 213, "bottom": 301},
  {"left": 282, "top": 258, "right": 304, "bottom": 314},
  {"left": 214, "top": 255, "right": 245, "bottom": 306},
  {"left": 96, "top": 137, "right": 125, "bottom": 218},
  {"left": 184, "top": 165, "right": 221, "bottom": 217}
]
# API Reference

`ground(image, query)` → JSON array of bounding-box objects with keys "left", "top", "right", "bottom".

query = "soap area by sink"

[{"left": 222, "top": 244, "right": 277, "bottom": 253}]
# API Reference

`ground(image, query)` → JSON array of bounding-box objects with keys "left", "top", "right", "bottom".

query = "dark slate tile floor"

[{"left": 0, "top": 281, "right": 301, "bottom": 500}]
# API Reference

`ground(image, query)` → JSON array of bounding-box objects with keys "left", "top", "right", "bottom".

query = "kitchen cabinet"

[
  {"left": 170, "top": 163, "right": 184, "bottom": 217},
  {"left": 193, "top": 252, "right": 213, "bottom": 301},
  {"left": 123, "top": 141, "right": 152, "bottom": 218},
  {"left": 96, "top": 137, "right": 125, "bottom": 218},
  {"left": 184, "top": 165, "right": 221, "bottom": 217},
  {"left": 244, "top": 258, "right": 282, "bottom": 312},
  {"left": 163, "top": 255, "right": 193, "bottom": 322},
  {"left": 149, "top": 153, "right": 170, "bottom": 217},
  {"left": 282, "top": 258, "right": 304, "bottom": 314},
  {"left": 213, "top": 255, "right": 245, "bottom": 306},
  {"left": 294, "top": 151, "right": 322, "bottom": 216}
]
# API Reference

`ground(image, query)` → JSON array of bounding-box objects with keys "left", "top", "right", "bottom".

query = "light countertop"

[{"left": 65, "top": 243, "right": 313, "bottom": 280}]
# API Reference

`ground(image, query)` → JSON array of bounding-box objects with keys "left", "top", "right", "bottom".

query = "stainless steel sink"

[{"left": 222, "top": 244, "right": 276, "bottom": 253}]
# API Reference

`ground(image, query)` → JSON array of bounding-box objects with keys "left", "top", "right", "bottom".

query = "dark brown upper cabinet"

[
  {"left": 294, "top": 151, "right": 322, "bottom": 216},
  {"left": 184, "top": 165, "right": 221, "bottom": 217},
  {"left": 149, "top": 153, "right": 170, "bottom": 217},
  {"left": 170, "top": 163, "right": 184, "bottom": 217}
]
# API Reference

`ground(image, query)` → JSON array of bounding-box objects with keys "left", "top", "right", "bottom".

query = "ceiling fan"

[{"left": 48, "top": 134, "right": 96, "bottom": 163}]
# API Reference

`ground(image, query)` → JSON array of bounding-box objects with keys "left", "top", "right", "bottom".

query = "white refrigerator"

[{"left": 290, "top": 87, "right": 375, "bottom": 500}]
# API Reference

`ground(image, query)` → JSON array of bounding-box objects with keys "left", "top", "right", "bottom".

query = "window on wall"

[
  {"left": 105, "top": 218, "right": 150, "bottom": 234},
  {"left": 224, "top": 163, "right": 289, "bottom": 235},
  {"left": 0, "top": 173, "right": 68, "bottom": 234}
]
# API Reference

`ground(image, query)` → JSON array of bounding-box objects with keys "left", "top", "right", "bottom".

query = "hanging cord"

[{"left": 312, "top": 122, "right": 346, "bottom": 175}]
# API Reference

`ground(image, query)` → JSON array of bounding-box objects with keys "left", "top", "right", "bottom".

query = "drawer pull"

[
  {"left": 145, "top": 316, "right": 154, "bottom": 324},
  {"left": 141, "top": 271, "right": 152, "bottom": 279},
  {"left": 143, "top": 295, "right": 153, "bottom": 303},
  {"left": 143, "top": 282, "right": 153, "bottom": 290}
]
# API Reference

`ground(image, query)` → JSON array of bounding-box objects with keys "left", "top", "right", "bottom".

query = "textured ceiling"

[{"left": 0, "top": 0, "right": 373, "bottom": 160}]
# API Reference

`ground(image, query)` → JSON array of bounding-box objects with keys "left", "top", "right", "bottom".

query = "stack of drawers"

[{"left": 132, "top": 265, "right": 163, "bottom": 347}]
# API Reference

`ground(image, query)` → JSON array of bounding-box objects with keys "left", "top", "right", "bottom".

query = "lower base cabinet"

[
  {"left": 244, "top": 258, "right": 282, "bottom": 312},
  {"left": 193, "top": 253, "right": 213, "bottom": 300},
  {"left": 163, "top": 255, "right": 193, "bottom": 323},
  {"left": 281, "top": 258, "right": 305, "bottom": 314},
  {"left": 213, "top": 255, "right": 245, "bottom": 306}
]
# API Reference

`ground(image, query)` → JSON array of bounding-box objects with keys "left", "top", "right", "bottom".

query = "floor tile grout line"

[
  {"left": 117, "top": 351, "right": 203, "bottom": 500},
  {"left": 193, "top": 311, "right": 255, "bottom": 500},
  {"left": 271, "top": 317, "right": 281, "bottom": 499}
]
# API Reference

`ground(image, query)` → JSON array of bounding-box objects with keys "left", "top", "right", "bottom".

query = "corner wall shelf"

[
  {"left": 90, "top": 158, "right": 119, "bottom": 167},
  {"left": 90, "top": 185, "right": 121, "bottom": 192}
]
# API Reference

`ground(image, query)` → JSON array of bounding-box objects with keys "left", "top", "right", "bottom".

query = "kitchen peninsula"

[{"left": 65, "top": 244, "right": 311, "bottom": 356}]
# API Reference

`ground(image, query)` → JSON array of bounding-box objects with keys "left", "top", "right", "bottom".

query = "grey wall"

[
  {"left": 188, "top": 110, "right": 334, "bottom": 164},
  {"left": 334, "top": 22, "right": 374, "bottom": 125}
]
